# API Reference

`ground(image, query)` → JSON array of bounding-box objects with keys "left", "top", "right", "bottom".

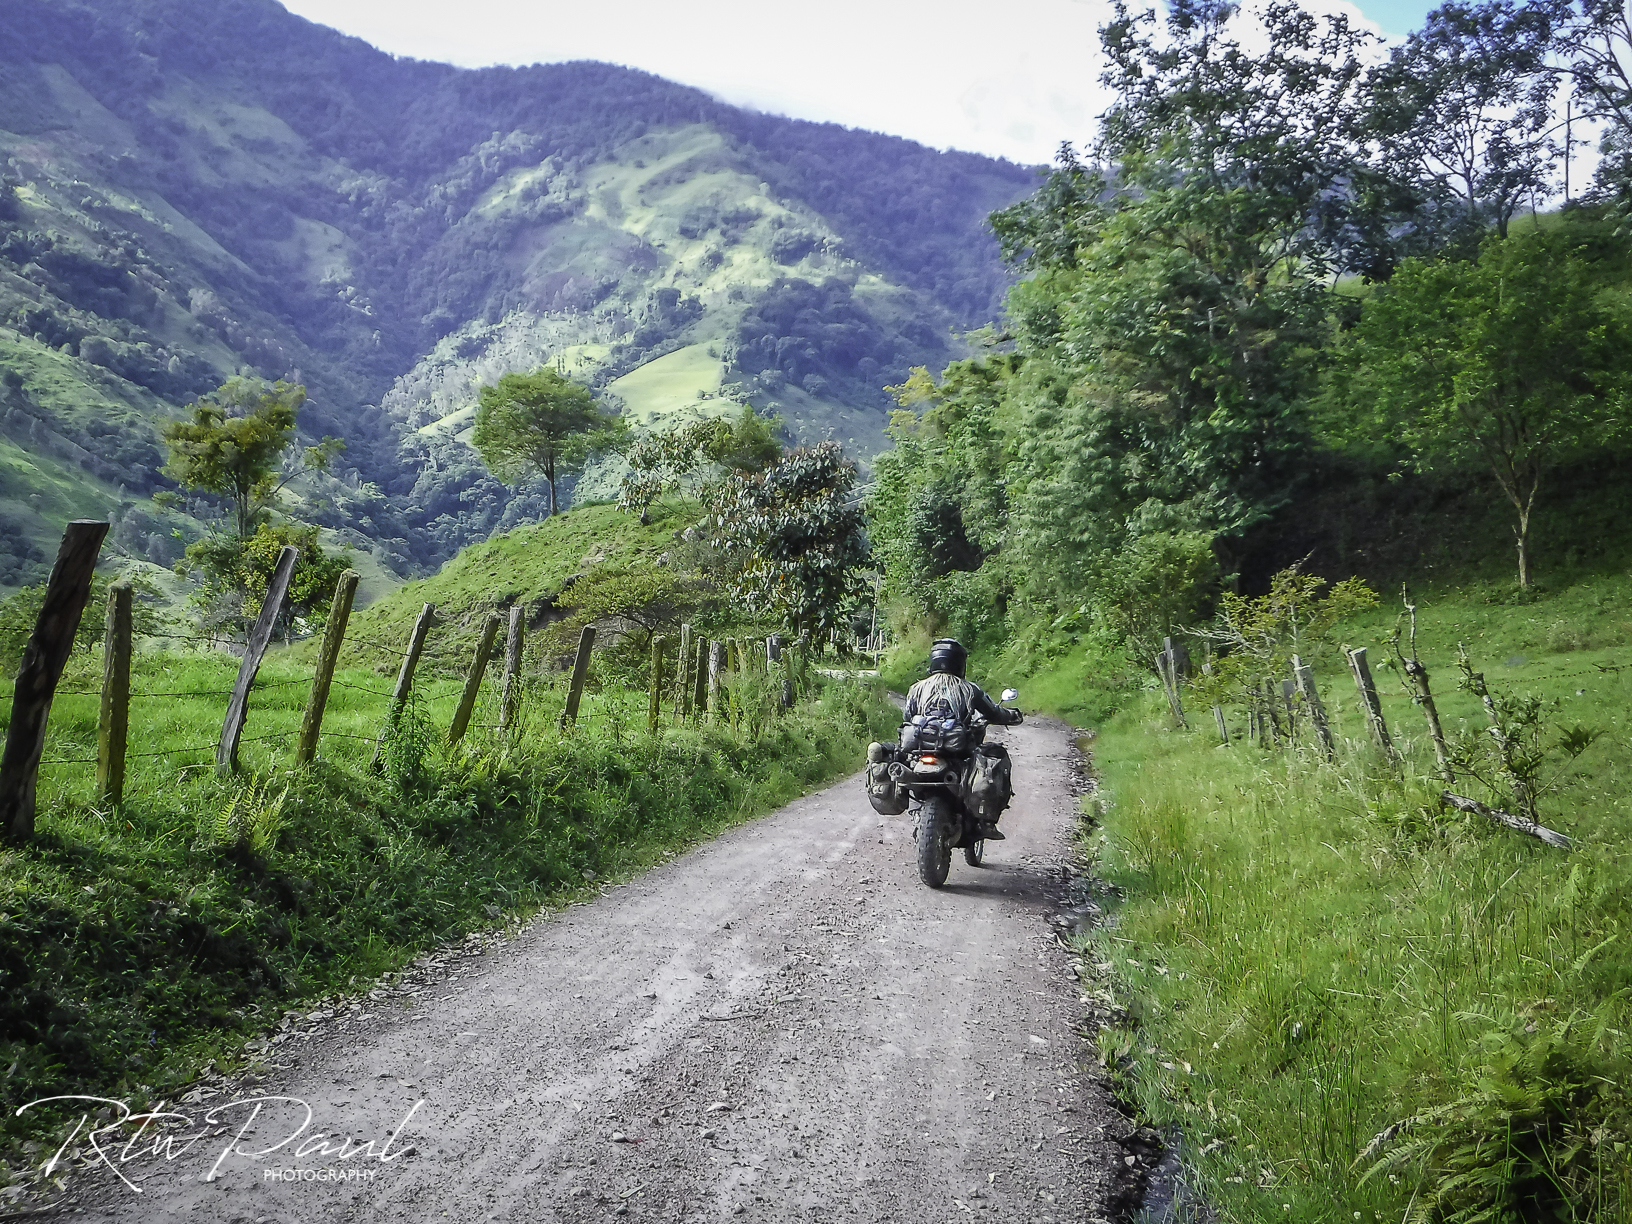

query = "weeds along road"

[{"left": 85, "top": 717, "right": 1123, "bottom": 1224}]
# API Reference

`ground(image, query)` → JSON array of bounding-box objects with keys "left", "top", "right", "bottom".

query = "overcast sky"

[{"left": 279, "top": 0, "right": 1437, "bottom": 166}]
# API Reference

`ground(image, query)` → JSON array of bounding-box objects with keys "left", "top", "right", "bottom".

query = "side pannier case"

[{"left": 864, "top": 741, "right": 907, "bottom": 815}]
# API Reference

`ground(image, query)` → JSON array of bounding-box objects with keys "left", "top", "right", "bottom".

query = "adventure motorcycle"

[{"left": 864, "top": 688, "right": 1019, "bottom": 888}]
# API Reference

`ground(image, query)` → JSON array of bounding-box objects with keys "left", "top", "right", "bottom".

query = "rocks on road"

[{"left": 79, "top": 716, "right": 1126, "bottom": 1223}]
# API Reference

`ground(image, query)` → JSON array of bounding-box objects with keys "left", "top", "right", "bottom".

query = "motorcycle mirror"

[{"left": 1001, "top": 688, "right": 1018, "bottom": 703}]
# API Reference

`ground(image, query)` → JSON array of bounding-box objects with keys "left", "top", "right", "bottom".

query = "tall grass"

[
  {"left": 1084, "top": 580, "right": 1632, "bottom": 1222},
  {"left": 0, "top": 641, "right": 895, "bottom": 1153}
]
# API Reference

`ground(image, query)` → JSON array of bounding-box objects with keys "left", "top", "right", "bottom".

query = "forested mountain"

[{"left": 0, "top": 0, "right": 1035, "bottom": 587}]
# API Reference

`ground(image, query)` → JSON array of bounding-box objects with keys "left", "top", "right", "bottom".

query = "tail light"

[{"left": 918, "top": 754, "right": 940, "bottom": 766}]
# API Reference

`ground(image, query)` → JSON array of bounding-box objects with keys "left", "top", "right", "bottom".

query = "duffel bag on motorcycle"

[
  {"left": 965, "top": 743, "right": 1013, "bottom": 822},
  {"left": 898, "top": 716, "right": 971, "bottom": 754},
  {"left": 864, "top": 742, "right": 908, "bottom": 815}
]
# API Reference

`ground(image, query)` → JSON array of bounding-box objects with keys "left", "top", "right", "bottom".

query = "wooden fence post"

[
  {"left": 448, "top": 612, "right": 503, "bottom": 745},
  {"left": 294, "top": 568, "right": 359, "bottom": 766},
  {"left": 647, "top": 634, "right": 666, "bottom": 734},
  {"left": 560, "top": 625, "right": 596, "bottom": 729},
  {"left": 707, "top": 640, "right": 725, "bottom": 721},
  {"left": 217, "top": 544, "right": 298, "bottom": 776},
  {"left": 372, "top": 602, "right": 437, "bottom": 769},
  {"left": 1201, "top": 662, "right": 1228, "bottom": 745},
  {"left": 769, "top": 633, "right": 792, "bottom": 709},
  {"left": 96, "top": 577, "right": 133, "bottom": 805},
  {"left": 1291, "top": 654, "right": 1335, "bottom": 760},
  {"left": 1403, "top": 656, "right": 1455, "bottom": 783},
  {"left": 1261, "top": 679, "right": 1284, "bottom": 747},
  {"left": 692, "top": 635, "right": 708, "bottom": 719},
  {"left": 1157, "top": 639, "right": 1188, "bottom": 728},
  {"left": 676, "top": 623, "right": 693, "bottom": 721},
  {"left": 1347, "top": 646, "right": 1397, "bottom": 761},
  {"left": 0, "top": 521, "right": 108, "bottom": 839},
  {"left": 499, "top": 605, "right": 524, "bottom": 731}
]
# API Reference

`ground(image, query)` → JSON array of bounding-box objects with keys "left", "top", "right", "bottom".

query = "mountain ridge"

[{"left": 0, "top": 0, "right": 1036, "bottom": 588}]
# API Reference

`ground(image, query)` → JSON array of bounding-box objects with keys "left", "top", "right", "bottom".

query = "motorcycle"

[{"left": 865, "top": 688, "right": 1020, "bottom": 889}]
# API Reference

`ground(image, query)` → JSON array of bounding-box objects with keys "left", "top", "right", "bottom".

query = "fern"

[
  {"left": 211, "top": 775, "right": 289, "bottom": 854},
  {"left": 1359, "top": 1015, "right": 1630, "bottom": 1223}
]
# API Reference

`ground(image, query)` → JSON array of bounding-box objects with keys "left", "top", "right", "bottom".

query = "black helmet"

[{"left": 928, "top": 638, "right": 967, "bottom": 678}]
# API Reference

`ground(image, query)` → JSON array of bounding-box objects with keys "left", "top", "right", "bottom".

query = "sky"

[{"left": 278, "top": 0, "right": 1436, "bottom": 167}]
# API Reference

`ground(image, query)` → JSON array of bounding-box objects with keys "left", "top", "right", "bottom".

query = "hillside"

[
  {"left": 0, "top": 0, "right": 1036, "bottom": 591},
  {"left": 334, "top": 499, "right": 687, "bottom": 676}
]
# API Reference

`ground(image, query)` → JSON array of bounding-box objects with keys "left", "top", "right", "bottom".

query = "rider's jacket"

[{"left": 902, "top": 673, "right": 1020, "bottom": 731}]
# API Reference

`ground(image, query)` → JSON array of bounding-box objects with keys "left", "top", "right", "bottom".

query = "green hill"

[
  {"left": 0, "top": 0, "right": 1036, "bottom": 592},
  {"left": 334, "top": 500, "right": 686, "bottom": 676}
]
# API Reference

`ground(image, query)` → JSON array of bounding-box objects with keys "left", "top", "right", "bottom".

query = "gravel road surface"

[{"left": 78, "top": 715, "right": 1124, "bottom": 1223}]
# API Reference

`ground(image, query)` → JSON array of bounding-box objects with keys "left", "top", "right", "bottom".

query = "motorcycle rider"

[{"left": 902, "top": 638, "right": 1022, "bottom": 839}]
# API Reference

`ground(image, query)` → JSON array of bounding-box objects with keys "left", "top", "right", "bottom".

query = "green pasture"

[{"left": 1082, "top": 569, "right": 1632, "bottom": 1222}]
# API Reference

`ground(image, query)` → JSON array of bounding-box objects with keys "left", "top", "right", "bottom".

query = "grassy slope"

[
  {"left": 1078, "top": 567, "right": 1632, "bottom": 1221},
  {"left": 333, "top": 500, "right": 687, "bottom": 675},
  {"left": 4, "top": 630, "right": 897, "bottom": 1155}
]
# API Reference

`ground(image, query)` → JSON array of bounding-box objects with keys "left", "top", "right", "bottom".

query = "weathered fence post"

[
  {"left": 294, "top": 568, "right": 359, "bottom": 767},
  {"left": 1201, "top": 662, "right": 1228, "bottom": 745},
  {"left": 499, "top": 605, "right": 524, "bottom": 731},
  {"left": 1280, "top": 679, "right": 1298, "bottom": 739},
  {"left": 95, "top": 577, "right": 132, "bottom": 806},
  {"left": 448, "top": 612, "right": 502, "bottom": 745},
  {"left": 1346, "top": 646, "right": 1397, "bottom": 761},
  {"left": 1403, "top": 656, "right": 1455, "bottom": 782},
  {"left": 1291, "top": 654, "right": 1335, "bottom": 760},
  {"left": 1261, "top": 679, "right": 1284, "bottom": 747},
  {"left": 769, "top": 633, "right": 791, "bottom": 709},
  {"left": 0, "top": 520, "right": 107, "bottom": 839},
  {"left": 707, "top": 639, "right": 725, "bottom": 721},
  {"left": 217, "top": 544, "right": 298, "bottom": 776},
  {"left": 647, "top": 634, "right": 666, "bottom": 734},
  {"left": 676, "top": 623, "right": 693, "bottom": 721},
  {"left": 372, "top": 601, "right": 437, "bottom": 769},
  {"left": 691, "top": 635, "right": 708, "bottom": 719},
  {"left": 1157, "top": 638, "right": 1188, "bottom": 728},
  {"left": 560, "top": 625, "right": 596, "bottom": 729}
]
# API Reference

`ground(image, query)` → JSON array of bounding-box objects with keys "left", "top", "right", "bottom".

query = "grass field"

[
  {"left": 0, "top": 627, "right": 895, "bottom": 1161},
  {"left": 1078, "top": 569, "right": 1632, "bottom": 1221}
]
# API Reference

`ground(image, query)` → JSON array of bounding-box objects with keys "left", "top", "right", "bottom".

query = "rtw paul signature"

[{"left": 19, "top": 1094, "right": 425, "bottom": 1193}]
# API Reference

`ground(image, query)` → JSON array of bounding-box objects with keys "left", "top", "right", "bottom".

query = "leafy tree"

[
  {"left": 617, "top": 407, "right": 782, "bottom": 522},
  {"left": 183, "top": 523, "right": 349, "bottom": 641},
  {"left": 1333, "top": 232, "right": 1628, "bottom": 587},
  {"left": 0, "top": 571, "right": 163, "bottom": 673},
  {"left": 987, "top": 0, "right": 1415, "bottom": 605},
  {"left": 1093, "top": 531, "right": 1221, "bottom": 664},
  {"left": 1367, "top": 0, "right": 1559, "bottom": 239},
  {"left": 160, "top": 379, "right": 336, "bottom": 540},
  {"left": 1193, "top": 564, "right": 1379, "bottom": 705},
  {"left": 470, "top": 368, "right": 623, "bottom": 517},
  {"left": 544, "top": 567, "right": 720, "bottom": 654},
  {"left": 709, "top": 442, "right": 869, "bottom": 633}
]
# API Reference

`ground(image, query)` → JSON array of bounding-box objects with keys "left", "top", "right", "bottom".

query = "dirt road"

[{"left": 79, "top": 716, "right": 1125, "bottom": 1223}]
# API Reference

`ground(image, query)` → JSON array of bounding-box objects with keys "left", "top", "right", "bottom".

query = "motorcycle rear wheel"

[
  {"left": 916, "top": 796, "right": 953, "bottom": 888},
  {"left": 964, "top": 839, "right": 985, "bottom": 867}
]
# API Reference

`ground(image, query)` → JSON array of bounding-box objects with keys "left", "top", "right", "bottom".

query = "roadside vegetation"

[
  {"left": 0, "top": 638, "right": 894, "bottom": 1155},
  {"left": 865, "top": 1, "right": 1632, "bottom": 1219},
  {"left": 1084, "top": 573, "right": 1631, "bottom": 1221}
]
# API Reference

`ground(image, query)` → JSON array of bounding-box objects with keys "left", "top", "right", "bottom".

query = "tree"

[
  {"left": 161, "top": 378, "right": 327, "bottom": 540},
  {"left": 1335, "top": 232, "right": 1628, "bottom": 587},
  {"left": 470, "top": 368, "right": 622, "bottom": 517},
  {"left": 617, "top": 407, "right": 782, "bottom": 522},
  {"left": 183, "top": 522, "right": 349, "bottom": 642},
  {"left": 1367, "top": 0, "right": 1559, "bottom": 239},
  {"left": 709, "top": 442, "right": 869, "bottom": 633},
  {"left": 988, "top": 0, "right": 1412, "bottom": 596},
  {"left": 161, "top": 377, "right": 346, "bottom": 637}
]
